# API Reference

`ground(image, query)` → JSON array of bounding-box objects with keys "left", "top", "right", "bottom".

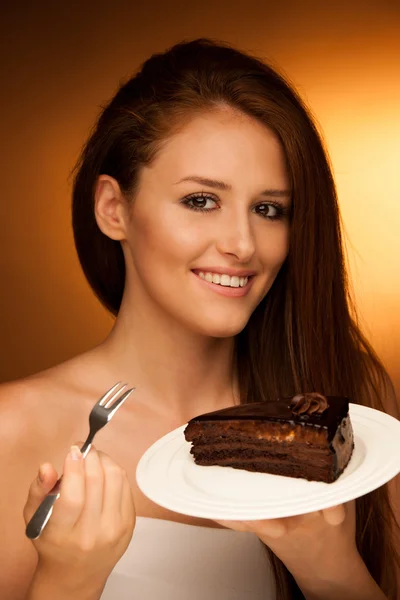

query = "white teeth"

[
  {"left": 197, "top": 272, "right": 249, "bottom": 288},
  {"left": 220, "top": 274, "right": 231, "bottom": 286}
]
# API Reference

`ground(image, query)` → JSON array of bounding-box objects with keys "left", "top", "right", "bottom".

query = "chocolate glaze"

[{"left": 187, "top": 395, "right": 350, "bottom": 443}]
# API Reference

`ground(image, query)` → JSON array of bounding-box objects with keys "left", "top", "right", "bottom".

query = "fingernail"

[
  {"left": 69, "top": 445, "right": 82, "bottom": 461},
  {"left": 37, "top": 464, "right": 45, "bottom": 483}
]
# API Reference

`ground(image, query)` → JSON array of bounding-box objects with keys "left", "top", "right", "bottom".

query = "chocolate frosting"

[
  {"left": 289, "top": 393, "right": 329, "bottom": 417},
  {"left": 187, "top": 395, "right": 350, "bottom": 442}
]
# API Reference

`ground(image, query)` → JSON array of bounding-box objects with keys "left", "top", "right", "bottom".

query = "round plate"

[{"left": 136, "top": 404, "right": 400, "bottom": 520}]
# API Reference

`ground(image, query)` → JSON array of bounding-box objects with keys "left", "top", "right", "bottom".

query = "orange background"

[{"left": 1, "top": 1, "right": 399, "bottom": 398}]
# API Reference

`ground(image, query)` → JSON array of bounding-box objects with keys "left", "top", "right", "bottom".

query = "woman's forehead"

[{"left": 142, "top": 109, "right": 289, "bottom": 189}]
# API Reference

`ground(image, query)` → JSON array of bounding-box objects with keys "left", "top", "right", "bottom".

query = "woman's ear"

[{"left": 94, "top": 175, "right": 128, "bottom": 241}]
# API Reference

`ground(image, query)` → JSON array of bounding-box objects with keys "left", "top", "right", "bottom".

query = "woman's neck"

[{"left": 95, "top": 293, "right": 239, "bottom": 419}]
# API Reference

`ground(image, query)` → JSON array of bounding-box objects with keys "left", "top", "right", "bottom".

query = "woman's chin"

[{"left": 194, "top": 315, "right": 250, "bottom": 339}]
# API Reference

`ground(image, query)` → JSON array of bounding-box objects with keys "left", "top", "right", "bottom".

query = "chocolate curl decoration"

[{"left": 290, "top": 393, "right": 329, "bottom": 417}]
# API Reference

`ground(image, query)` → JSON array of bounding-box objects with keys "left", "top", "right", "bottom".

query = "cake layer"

[
  {"left": 190, "top": 445, "right": 333, "bottom": 462},
  {"left": 185, "top": 420, "right": 330, "bottom": 446},
  {"left": 190, "top": 443, "right": 338, "bottom": 482},
  {"left": 190, "top": 441, "right": 332, "bottom": 453},
  {"left": 193, "top": 457, "right": 340, "bottom": 483}
]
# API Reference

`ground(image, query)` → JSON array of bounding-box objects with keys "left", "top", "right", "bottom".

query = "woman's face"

[{"left": 122, "top": 108, "right": 291, "bottom": 337}]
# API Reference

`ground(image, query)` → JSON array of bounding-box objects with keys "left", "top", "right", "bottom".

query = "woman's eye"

[
  {"left": 182, "top": 194, "right": 218, "bottom": 211},
  {"left": 253, "top": 203, "right": 284, "bottom": 220}
]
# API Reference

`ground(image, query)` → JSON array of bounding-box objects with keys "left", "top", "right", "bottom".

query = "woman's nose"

[{"left": 215, "top": 214, "right": 256, "bottom": 263}]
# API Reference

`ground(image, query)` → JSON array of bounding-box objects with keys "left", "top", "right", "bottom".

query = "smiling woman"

[
  {"left": 0, "top": 38, "right": 399, "bottom": 600},
  {"left": 92, "top": 109, "right": 291, "bottom": 338}
]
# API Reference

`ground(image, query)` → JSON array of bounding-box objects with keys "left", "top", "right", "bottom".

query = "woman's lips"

[{"left": 191, "top": 270, "right": 255, "bottom": 297}]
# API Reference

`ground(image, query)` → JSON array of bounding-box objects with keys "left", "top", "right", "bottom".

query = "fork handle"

[
  {"left": 25, "top": 442, "right": 93, "bottom": 541},
  {"left": 25, "top": 493, "right": 60, "bottom": 539}
]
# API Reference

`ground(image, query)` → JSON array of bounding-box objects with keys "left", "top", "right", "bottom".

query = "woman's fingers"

[
  {"left": 50, "top": 445, "right": 85, "bottom": 531},
  {"left": 25, "top": 444, "right": 136, "bottom": 574},
  {"left": 97, "top": 452, "right": 135, "bottom": 548},
  {"left": 322, "top": 504, "right": 346, "bottom": 526},
  {"left": 255, "top": 519, "right": 287, "bottom": 538},
  {"left": 213, "top": 519, "right": 247, "bottom": 532},
  {"left": 215, "top": 518, "right": 287, "bottom": 538},
  {"left": 218, "top": 505, "right": 347, "bottom": 543},
  {"left": 98, "top": 452, "right": 125, "bottom": 536},
  {"left": 76, "top": 447, "right": 104, "bottom": 539},
  {"left": 121, "top": 472, "right": 136, "bottom": 528},
  {"left": 23, "top": 462, "right": 59, "bottom": 523}
]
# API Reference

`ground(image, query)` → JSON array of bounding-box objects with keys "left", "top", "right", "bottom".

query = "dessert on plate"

[{"left": 184, "top": 393, "right": 354, "bottom": 483}]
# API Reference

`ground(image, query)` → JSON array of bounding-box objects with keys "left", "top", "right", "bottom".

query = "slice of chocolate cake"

[{"left": 184, "top": 393, "right": 354, "bottom": 483}]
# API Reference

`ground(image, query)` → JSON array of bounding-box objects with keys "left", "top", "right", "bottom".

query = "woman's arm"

[
  {"left": 217, "top": 502, "right": 389, "bottom": 600},
  {"left": 298, "top": 559, "right": 387, "bottom": 600},
  {"left": 26, "top": 563, "right": 106, "bottom": 600},
  {"left": 291, "top": 526, "right": 388, "bottom": 600}
]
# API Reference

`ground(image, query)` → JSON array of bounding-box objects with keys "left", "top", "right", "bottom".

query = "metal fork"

[{"left": 25, "top": 382, "right": 135, "bottom": 540}]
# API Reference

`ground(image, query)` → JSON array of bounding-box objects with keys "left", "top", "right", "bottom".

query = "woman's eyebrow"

[
  {"left": 174, "top": 175, "right": 291, "bottom": 197},
  {"left": 175, "top": 175, "right": 231, "bottom": 190}
]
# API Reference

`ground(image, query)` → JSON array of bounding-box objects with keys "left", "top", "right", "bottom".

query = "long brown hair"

[{"left": 72, "top": 38, "right": 399, "bottom": 599}]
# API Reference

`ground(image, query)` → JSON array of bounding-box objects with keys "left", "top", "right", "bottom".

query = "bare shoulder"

[
  {"left": 0, "top": 374, "right": 58, "bottom": 440},
  {"left": 1, "top": 360, "right": 84, "bottom": 442},
  {"left": 1, "top": 346, "right": 107, "bottom": 419},
  {"left": 0, "top": 355, "right": 98, "bottom": 599}
]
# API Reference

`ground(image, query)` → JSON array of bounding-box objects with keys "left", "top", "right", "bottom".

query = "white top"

[{"left": 101, "top": 517, "right": 275, "bottom": 600}]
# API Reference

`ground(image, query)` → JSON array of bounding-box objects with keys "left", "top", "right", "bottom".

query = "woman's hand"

[
  {"left": 23, "top": 445, "right": 136, "bottom": 598},
  {"left": 217, "top": 503, "right": 356, "bottom": 578},
  {"left": 216, "top": 503, "right": 386, "bottom": 599}
]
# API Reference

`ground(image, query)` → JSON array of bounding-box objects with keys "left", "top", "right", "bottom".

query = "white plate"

[{"left": 136, "top": 404, "right": 400, "bottom": 520}]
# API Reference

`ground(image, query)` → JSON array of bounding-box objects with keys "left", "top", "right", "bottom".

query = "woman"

[{"left": 0, "top": 38, "right": 398, "bottom": 600}]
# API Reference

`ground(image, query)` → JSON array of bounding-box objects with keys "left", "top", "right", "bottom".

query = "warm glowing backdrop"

[{"left": 1, "top": 0, "right": 399, "bottom": 397}]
